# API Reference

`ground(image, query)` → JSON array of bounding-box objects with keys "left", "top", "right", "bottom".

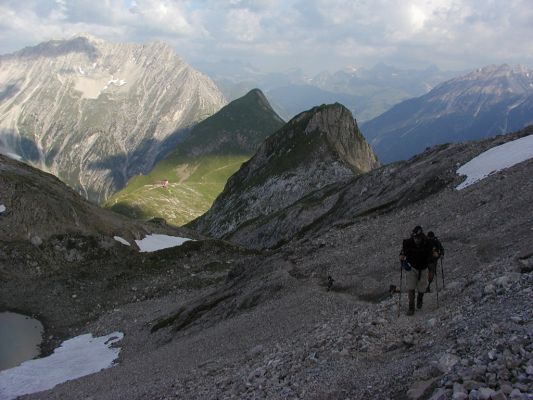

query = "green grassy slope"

[{"left": 104, "top": 89, "right": 284, "bottom": 226}]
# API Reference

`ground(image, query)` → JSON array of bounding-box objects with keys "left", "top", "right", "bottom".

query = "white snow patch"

[
  {"left": 456, "top": 134, "right": 533, "bottom": 190},
  {"left": 107, "top": 77, "right": 127, "bottom": 87},
  {"left": 0, "top": 205, "right": 5, "bottom": 213},
  {"left": 6, "top": 152, "right": 22, "bottom": 161},
  {"left": 135, "top": 234, "right": 192, "bottom": 252},
  {"left": 113, "top": 236, "right": 131, "bottom": 246},
  {"left": 0, "top": 150, "right": 22, "bottom": 161},
  {"left": 0, "top": 332, "right": 123, "bottom": 400}
]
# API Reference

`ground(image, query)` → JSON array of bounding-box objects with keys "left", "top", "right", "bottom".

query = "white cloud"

[
  {"left": 225, "top": 9, "right": 262, "bottom": 42},
  {"left": 0, "top": 0, "right": 531, "bottom": 73}
]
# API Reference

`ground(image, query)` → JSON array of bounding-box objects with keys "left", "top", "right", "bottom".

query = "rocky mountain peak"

[
  {"left": 190, "top": 103, "right": 379, "bottom": 241},
  {"left": 0, "top": 35, "right": 226, "bottom": 202},
  {"left": 442, "top": 64, "right": 533, "bottom": 94},
  {"left": 3, "top": 36, "right": 100, "bottom": 60},
  {"left": 301, "top": 103, "right": 378, "bottom": 173},
  {"left": 243, "top": 88, "right": 275, "bottom": 111},
  {"left": 70, "top": 33, "right": 104, "bottom": 43}
]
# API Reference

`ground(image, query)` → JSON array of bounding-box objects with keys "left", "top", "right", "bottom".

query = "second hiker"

[{"left": 426, "top": 231, "right": 445, "bottom": 293}]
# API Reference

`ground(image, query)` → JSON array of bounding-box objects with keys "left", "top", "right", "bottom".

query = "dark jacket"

[{"left": 401, "top": 236, "right": 433, "bottom": 270}]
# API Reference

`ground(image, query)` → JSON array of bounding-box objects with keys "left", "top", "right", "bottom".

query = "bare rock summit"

[{"left": 190, "top": 103, "right": 379, "bottom": 243}]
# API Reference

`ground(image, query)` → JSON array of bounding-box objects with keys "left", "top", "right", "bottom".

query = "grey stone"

[
  {"left": 463, "top": 381, "right": 483, "bottom": 391},
  {"left": 453, "top": 383, "right": 466, "bottom": 394},
  {"left": 248, "top": 345, "right": 264, "bottom": 357},
  {"left": 407, "top": 379, "right": 437, "bottom": 400},
  {"left": 428, "top": 318, "right": 438, "bottom": 328},
  {"left": 453, "top": 393, "right": 468, "bottom": 400},
  {"left": 439, "top": 353, "right": 461, "bottom": 373},
  {"left": 339, "top": 348, "right": 350, "bottom": 357},
  {"left": 428, "top": 388, "right": 448, "bottom": 400},
  {"left": 30, "top": 235, "right": 43, "bottom": 246},
  {"left": 491, "top": 390, "right": 508, "bottom": 400},
  {"left": 478, "top": 387, "right": 496, "bottom": 400},
  {"left": 413, "top": 364, "right": 442, "bottom": 380},
  {"left": 403, "top": 334, "right": 416, "bottom": 346},
  {"left": 500, "top": 383, "right": 513, "bottom": 394},
  {"left": 484, "top": 284, "right": 496, "bottom": 295},
  {"left": 514, "top": 383, "right": 529, "bottom": 392}
]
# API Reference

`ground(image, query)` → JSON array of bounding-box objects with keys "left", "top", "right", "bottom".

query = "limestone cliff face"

[
  {"left": 0, "top": 35, "right": 226, "bottom": 202},
  {"left": 190, "top": 103, "right": 379, "bottom": 241}
]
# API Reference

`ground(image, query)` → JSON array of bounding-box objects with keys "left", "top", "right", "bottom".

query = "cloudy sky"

[{"left": 0, "top": 0, "right": 532, "bottom": 74}]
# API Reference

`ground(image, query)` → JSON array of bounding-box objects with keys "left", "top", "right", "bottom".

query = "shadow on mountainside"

[
  {"left": 87, "top": 126, "right": 191, "bottom": 178},
  {"left": 2, "top": 37, "right": 100, "bottom": 61},
  {"left": 0, "top": 130, "right": 41, "bottom": 163},
  {"left": 0, "top": 82, "right": 20, "bottom": 102}
]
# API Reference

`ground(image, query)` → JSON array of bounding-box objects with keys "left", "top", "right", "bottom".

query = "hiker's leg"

[
  {"left": 407, "top": 290, "right": 415, "bottom": 315},
  {"left": 416, "top": 269, "right": 429, "bottom": 293},
  {"left": 405, "top": 270, "right": 417, "bottom": 315},
  {"left": 416, "top": 269, "right": 428, "bottom": 309},
  {"left": 417, "top": 292, "right": 424, "bottom": 309}
]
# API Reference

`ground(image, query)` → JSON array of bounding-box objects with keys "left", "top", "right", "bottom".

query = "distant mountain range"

[
  {"left": 195, "top": 61, "right": 457, "bottom": 122},
  {"left": 190, "top": 103, "right": 379, "bottom": 245},
  {"left": 105, "top": 89, "right": 284, "bottom": 226},
  {"left": 0, "top": 35, "right": 226, "bottom": 202},
  {"left": 361, "top": 64, "right": 533, "bottom": 163}
]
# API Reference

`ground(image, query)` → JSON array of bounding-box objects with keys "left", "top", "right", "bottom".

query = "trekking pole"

[
  {"left": 398, "top": 263, "right": 403, "bottom": 318},
  {"left": 435, "top": 267, "right": 440, "bottom": 309},
  {"left": 441, "top": 257, "right": 445, "bottom": 289}
]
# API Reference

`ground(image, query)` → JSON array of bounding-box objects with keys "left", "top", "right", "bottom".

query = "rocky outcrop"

[
  {"left": 362, "top": 64, "right": 533, "bottom": 163},
  {"left": 190, "top": 103, "right": 378, "bottom": 244},
  {"left": 0, "top": 35, "right": 226, "bottom": 202}
]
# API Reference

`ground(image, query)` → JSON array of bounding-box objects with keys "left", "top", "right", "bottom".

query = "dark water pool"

[{"left": 0, "top": 312, "right": 44, "bottom": 371}]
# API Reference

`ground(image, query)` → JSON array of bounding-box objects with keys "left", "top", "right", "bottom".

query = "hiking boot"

[
  {"left": 407, "top": 290, "right": 415, "bottom": 316},
  {"left": 417, "top": 292, "right": 424, "bottom": 309}
]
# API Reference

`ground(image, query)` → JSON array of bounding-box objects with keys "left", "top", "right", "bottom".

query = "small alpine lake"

[{"left": 0, "top": 312, "right": 44, "bottom": 371}]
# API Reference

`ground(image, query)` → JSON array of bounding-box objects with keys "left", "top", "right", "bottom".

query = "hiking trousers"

[{"left": 406, "top": 268, "right": 428, "bottom": 292}]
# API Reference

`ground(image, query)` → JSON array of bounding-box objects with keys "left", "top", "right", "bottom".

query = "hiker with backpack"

[
  {"left": 399, "top": 226, "right": 438, "bottom": 316},
  {"left": 426, "top": 231, "right": 445, "bottom": 293}
]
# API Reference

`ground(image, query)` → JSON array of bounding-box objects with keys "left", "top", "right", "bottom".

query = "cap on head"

[
  {"left": 412, "top": 225, "right": 424, "bottom": 237},
  {"left": 427, "top": 231, "right": 435, "bottom": 238}
]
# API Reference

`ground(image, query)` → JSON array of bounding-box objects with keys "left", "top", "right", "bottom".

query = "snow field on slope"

[
  {"left": 456, "top": 134, "right": 533, "bottom": 190},
  {"left": 113, "top": 236, "right": 131, "bottom": 246},
  {"left": 135, "top": 234, "right": 193, "bottom": 252},
  {"left": 0, "top": 332, "right": 123, "bottom": 400}
]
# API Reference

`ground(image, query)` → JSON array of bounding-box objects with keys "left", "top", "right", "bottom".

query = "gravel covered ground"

[{"left": 1, "top": 135, "right": 532, "bottom": 400}]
